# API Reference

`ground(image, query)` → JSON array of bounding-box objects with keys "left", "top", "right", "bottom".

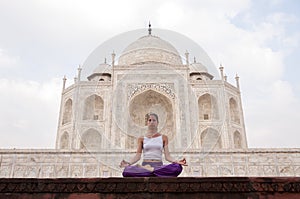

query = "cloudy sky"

[{"left": 0, "top": 0, "right": 299, "bottom": 149}]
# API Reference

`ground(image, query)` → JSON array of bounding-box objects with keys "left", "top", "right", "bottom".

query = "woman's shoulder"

[
  {"left": 136, "top": 137, "right": 144, "bottom": 146},
  {"left": 161, "top": 134, "right": 168, "bottom": 140},
  {"left": 138, "top": 136, "right": 144, "bottom": 140}
]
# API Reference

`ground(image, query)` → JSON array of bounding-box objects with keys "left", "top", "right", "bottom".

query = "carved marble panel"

[
  {"left": 278, "top": 165, "right": 294, "bottom": 176},
  {"left": 0, "top": 165, "right": 11, "bottom": 177},
  {"left": 234, "top": 165, "right": 247, "bottom": 176},
  {"left": 84, "top": 164, "right": 98, "bottom": 177},
  {"left": 206, "top": 165, "right": 218, "bottom": 176},
  {"left": 248, "top": 165, "right": 263, "bottom": 176},
  {"left": 71, "top": 165, "right": 83, "bottom": 177},
  {"left": 41, "top": 165, "right": 55, "bottom": 178},
  {"left": 263, "top": 165, "right": 276, "bottom": 176},
  {"left": 55, "top": 164, "right": 69, "bottom": 177},
  {"left": 220, "top": 165, "right": 233, "bottom": 176},
  {"left": 13, "top": 165, "right": 26, "bottom": 178},
  {"left": 294, "top": 166, "right": 300, "bottom": 175},
  {"left": 25, "top": 165, "right": 39, "bottom": 178}
]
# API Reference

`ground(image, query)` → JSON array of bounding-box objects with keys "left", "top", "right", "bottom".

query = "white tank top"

[{"left": 143, "top": 135, "right": 163, "bottom": 161}]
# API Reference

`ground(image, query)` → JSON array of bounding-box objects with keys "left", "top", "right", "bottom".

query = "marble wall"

[{"left": 1, "top": 149, "right": 299, "bottom": 178}]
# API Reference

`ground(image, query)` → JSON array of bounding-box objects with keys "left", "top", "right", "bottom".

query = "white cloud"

[
  {"left": 266, "top": 12, "right": 299, "bottom": 24},
  {"left": 155, "top": 2, "right": 185, "bottom": 28},
  {"left": 0, "top": 78, "right": 61, "bottom": 148},
  {"left": 245, "top": 80, "right": 300, "bottom": 148}
]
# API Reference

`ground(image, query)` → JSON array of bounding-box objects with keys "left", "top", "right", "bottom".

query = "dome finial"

[{"left": 148, "top": 21, "right": 152, "bottom": 35}]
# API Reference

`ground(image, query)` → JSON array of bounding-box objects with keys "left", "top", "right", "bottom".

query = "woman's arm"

[
  {"left": 163, "top": 135, "right": 177, "bottom": 162},
  {"left": 120, "top": 137, "right": 143, "bottom": 167},
  {"left": 163, "top": 135, "right": 187, "bottom": 166}
]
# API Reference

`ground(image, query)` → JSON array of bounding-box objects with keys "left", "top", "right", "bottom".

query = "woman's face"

[{"left": 147, "top": 115, "right": 158, "bottom": 129}]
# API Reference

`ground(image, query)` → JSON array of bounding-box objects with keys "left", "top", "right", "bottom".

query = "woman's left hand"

[{"left": 175, "top": 158, "right": 188, "bottom": 166}]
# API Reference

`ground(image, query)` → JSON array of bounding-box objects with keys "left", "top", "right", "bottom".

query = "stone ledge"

[{"left": 0, "top": 177, "right": 299, "bottom": 198}]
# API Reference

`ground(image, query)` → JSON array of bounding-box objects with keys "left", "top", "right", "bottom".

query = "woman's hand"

[
  {"left": 175, "top": 158, "right": 188, "bottom": 166},
  {"left": 119, "top": 160, "right": 130, "bottom": 168}
]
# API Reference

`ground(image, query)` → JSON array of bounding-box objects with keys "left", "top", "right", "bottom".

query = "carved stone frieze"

[
  {"left": 0, "top": 177, "right": 299, "bottom": 194},
  {"left": 127, "top": 83, "right": 175, "bottom": 100}
]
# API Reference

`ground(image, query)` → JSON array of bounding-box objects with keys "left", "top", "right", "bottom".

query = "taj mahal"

[{"left": 0, "top": 26, "right": 299, "bottom": 178}]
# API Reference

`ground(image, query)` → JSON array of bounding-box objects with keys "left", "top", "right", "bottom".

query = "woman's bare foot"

[{"left": 137, "top": 164, "right": 154, "bottom": 172}]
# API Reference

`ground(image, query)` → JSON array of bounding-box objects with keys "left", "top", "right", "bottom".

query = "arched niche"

[
  {"left": 229, "top": 98, "right": 240, "bottom": 124},
  {"left": 233, "top": 130, "right": 242, "bottom": 148},
  {"left": 198, "top": 93, "right": 219, "bottom": 120},
  {"left": 128, "top": 89, "right": 175, "bottom": 141},
  {"left": 83, "top": 94, "right": 104, "bottom": 120},
  {"left": 200, "top": 128, "right": 221, "bottom": 150},
  {"left": 80, "top": 128, "right": 102, "bottom": 151},
  {"left": 62, "top": 99, "right": 72, "bottom": 125},
  {"left": 60, "top": 131, "right": 69, "bottom": 149}
]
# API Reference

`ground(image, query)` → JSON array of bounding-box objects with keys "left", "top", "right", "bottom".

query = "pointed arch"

[
  {"left": 62, "top": 99, "right": 72, "bottom": 125},
  {"left": 129, "top": 89, "right": 175, "bottom": 141},
  {"left": 198, "top": 93, "right": 219, "bottom": 120},
  {"left": 200, "top": 128, "right": 221, "bottom": 150},
  {"left": 229, "top": 98, "right": 240, "bottom": 124},
  {"left": 60, "top": 131, "right": 69, "bottom": 149},
  {"left": 233, "top": 130, "right": 242, "bottom": 148},
  {"left": 83, "top": 94, "right": 104, "bottom": 120},
  {"left": 80, "top": 128, "right": 101, "bottom": 150}
]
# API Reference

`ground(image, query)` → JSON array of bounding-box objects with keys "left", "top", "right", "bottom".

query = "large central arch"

[{"left": 128, "top": 89, "right": 175, "bottom": 142}]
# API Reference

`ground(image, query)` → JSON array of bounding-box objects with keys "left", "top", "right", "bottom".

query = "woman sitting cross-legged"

[{"left": 120, "top": 113, "right": 187, "bottom": 177}]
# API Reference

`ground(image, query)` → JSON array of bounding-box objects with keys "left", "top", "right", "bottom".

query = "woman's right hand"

[
  {"left": 176, "top": 158, "right": 188, "bottom": 166},
  {"left": 119, "top": 160, "right": 130, "bottom": 168}
]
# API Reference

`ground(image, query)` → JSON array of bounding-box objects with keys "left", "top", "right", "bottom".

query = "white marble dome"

[
  {"left": 189, "top": 62, "right": 208, "bottom": 73},
  {"left": 93, "top": 62, "right": 111, "bottom": 73},
  {"left": 81, "top": 28, "right": 219, "bottom": 79},
  {"left": 118, "top": 34, "right": 182, "bottom": 66}
]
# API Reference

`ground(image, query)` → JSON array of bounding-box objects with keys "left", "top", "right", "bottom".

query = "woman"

[{"left": 120, "top": 113, "right": 187, "bottom": 177}]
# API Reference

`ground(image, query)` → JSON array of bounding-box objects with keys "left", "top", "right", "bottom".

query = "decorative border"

[
  {"left": 0, "top": 177, "right": 299, "bottom": 193},
  {"left": 127, "top": 83, "right": 175, "bottom": 99}
]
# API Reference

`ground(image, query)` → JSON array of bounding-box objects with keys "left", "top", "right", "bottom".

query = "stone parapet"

[{"left": 0, "top": 177, "right": 299, "bottom": 199}]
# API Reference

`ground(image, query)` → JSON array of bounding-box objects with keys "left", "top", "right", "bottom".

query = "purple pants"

[{"left": 122, "top": 162, "right": 182, "bottom": 177}]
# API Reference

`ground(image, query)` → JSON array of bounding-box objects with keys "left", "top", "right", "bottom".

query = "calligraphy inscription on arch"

[{"left": 127, "top": 83, "right": 175, "bottom": 100}]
